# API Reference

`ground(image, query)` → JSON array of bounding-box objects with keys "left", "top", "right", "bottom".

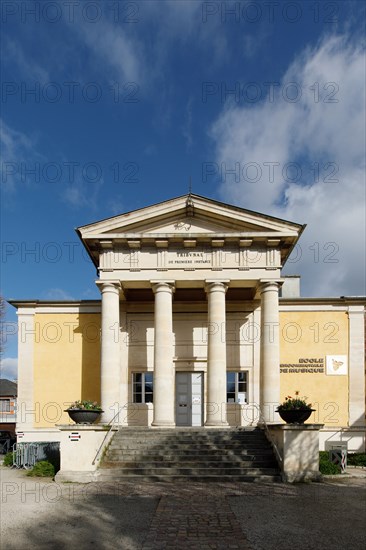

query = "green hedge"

[
  {"left": 26, "top": 460, "right": 55, "bottom": 477},
  {"left": 3, "top": 451, "right": 15, "bottom": 467},
  {"left": 319, "top": 451, "right": 341, "bottom": 475},
  {"left": 347, "top": 453, "right": 366, "bottom": 467}
]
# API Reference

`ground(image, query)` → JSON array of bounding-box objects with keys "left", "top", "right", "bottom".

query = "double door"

[{"left": 175, "top": 372, "right": 203, "bottom": 426}]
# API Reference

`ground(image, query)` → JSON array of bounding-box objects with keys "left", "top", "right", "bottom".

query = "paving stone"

[{"left": 142, "top": 495, "right": 251, "bottom": 549}]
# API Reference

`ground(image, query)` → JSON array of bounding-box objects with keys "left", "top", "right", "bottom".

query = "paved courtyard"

[{"left": 1, "top": 466, "right": 365, "bottom": 549}]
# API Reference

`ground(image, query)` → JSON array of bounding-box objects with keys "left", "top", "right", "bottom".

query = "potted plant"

[
  {"left": 65, "top": 400, "right": 103, "bottom": 425},
  {"left": 276, "top": 391, "right": 315, "bottom": 424}
]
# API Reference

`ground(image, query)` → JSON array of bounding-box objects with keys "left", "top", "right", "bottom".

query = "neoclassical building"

[{"left": 11, "top": 194, "right": 365, "bottom": 450}]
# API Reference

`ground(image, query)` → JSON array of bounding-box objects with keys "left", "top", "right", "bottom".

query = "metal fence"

[{"left": 12, "top": 442, "right": 60, "bottom": 470}]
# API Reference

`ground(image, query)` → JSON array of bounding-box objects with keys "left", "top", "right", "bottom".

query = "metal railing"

[
  {"left": 92, "top": 406, "right": 125, "bottom": 466},
  {"left": 257, "top": 406, "right": 283, "bottom": 466},
  {"left": 13, "top": 442, "right": 60, "bottom": 469}
]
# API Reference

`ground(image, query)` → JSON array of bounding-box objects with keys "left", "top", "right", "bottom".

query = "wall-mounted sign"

[
  {"left": 326, "top": 355, "right": 348, "bottom": 375},
  {"left": 280, "top": 358, "right": 324, "bottom": 373},
  {"left": 237, "top": 393, "right": 247, "bottom": 404},
  {"left": 168, "top": 251, "right": 211, "bottom": 266}
]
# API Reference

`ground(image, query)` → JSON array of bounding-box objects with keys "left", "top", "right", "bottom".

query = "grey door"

[{"left": 175, "top": 372, "right": 203, "bottom": 426}]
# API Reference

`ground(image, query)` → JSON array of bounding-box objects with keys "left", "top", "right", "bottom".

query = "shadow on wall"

[
  {"left": 74, "top": 314, "right": 101, "bottom": 405},
  {"left": 323, "top": 412, "right": 366, "bottom": 452}
]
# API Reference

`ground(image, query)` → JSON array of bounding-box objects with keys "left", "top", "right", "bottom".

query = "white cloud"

[
  {"left": 1, "top": 120, "right": 32, "bottom": 193},
  {"left": 42, "top": 288, "right": 75, "bottom": 301},
  {"left": 0, "top": 358, "right": 18, "bottom": 381},
  {"left": 70, "top": 1, "right": 234, "bottom": 94},
  {"left": 3, "top": 38, "right": 49, "bottom": 82},
  {"left": 74, "top": 18, "right": 144, "bottom": 84},
  {"left": 210, "top": 35, "right": 366, "bottom": 297},
  {"left": 63, "top": 180, "right": 103, "bottom": 211},
  {"left": 182, "top": 97, "right": 194, "bottom": 150},
  {"left": 0, "top": 119, "right": 44, "bottom": 193}
]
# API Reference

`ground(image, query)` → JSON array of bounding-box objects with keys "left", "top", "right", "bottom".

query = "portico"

[{"left": 78, "top": 194, "right": 304, "bottom": 427}]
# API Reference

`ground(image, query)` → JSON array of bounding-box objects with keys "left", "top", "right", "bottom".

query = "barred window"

[
  {"left": 0, "top": 399, "right": 11, "bottom": 412},
  {"left": 133, "top": 373, "right": 153, "bottom": 403},
  {"left": 226, "top": 372, "right": 248, "bottom": 404}
]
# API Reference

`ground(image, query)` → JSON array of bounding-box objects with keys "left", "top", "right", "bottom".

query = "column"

[
  {"left": 259, "top": 280, "right": 280, "bottom": 422},
  {"left": 348, "top": 305, "right": 365, "bottom": 426},
  {"left": 97, "top": 281, "right": 121, "bottom": 422},
  {"left": 205, "top": 281, "right": 229, "bottom": 427},
  {"left": 151, "top": 281, "right": 175, "bottom": 427}
]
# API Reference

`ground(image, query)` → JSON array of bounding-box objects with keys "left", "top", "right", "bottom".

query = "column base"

[
  {"left": 151, "top": 421, "right": 176, "bottom": 428},
  {"left": 205, "top": 421, "right": 229, "bottom": 428}
]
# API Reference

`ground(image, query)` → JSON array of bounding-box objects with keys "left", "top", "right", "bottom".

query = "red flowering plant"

[
  {"left": 67, "top": 400, "right": 102, "bottom": 411},
  {"left": 277, "top": 391, "right": 312, "bottom": 411}
]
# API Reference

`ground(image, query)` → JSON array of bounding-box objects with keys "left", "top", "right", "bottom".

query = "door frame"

[{"left": 175, "top": 371, "right": 203, "bottom": 427}]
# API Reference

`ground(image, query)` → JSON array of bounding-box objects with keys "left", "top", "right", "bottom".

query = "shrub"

[
  {"left": 44, "top": 444, "right": 60, "bottom": 473},
  {"left": 26, "top": 460, "right": 55, "bottom": 477},
  {"left": 3, "top": 451, "right": 15, "bottom": 467},
  {"left": 347, "top": 453, "right": 366, "bottom": 467},
  {"left": 319, "top": 451, "right": 340, "bottom": 475}
]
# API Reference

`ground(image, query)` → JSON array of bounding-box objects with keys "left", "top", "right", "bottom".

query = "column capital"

[
  {"left": 96, "top": 280, "right": 122, "bottom": 294},
  {"left": 257, "top": 279, "right": 284, "bottom": 294},
  {"left": 204, "top": 280, "right": 229, "bottom": 294},
  {"left": 150, "top": 280, "right": 175, "bottom": 293}
]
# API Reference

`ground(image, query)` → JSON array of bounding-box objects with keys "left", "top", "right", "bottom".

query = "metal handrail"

[
  {"left": 257, "top": 406, "right": 283, "bottom": 466},
  {"left": 92, "top": 405, "right": 125, "bottom": 465}
]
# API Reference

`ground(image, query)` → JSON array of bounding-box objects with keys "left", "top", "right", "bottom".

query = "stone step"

[
  {"left": 106, "top": 449, "right": 275, "bottom": 457},
  {"left": 109, "top": 442, "right": 267, "bottom": 449},
  {"left": 115, "top": 430, "right": 263, "bottom": 436},
  {"left": 106, "top": 452, "right": 275, "bottom": 461},
  {"left": 95, "top": 472, "right": 282, "bottom": 483},
  {"left": 97, "top": 466, "right": 279, "bottom": 476},
  {"left": 107, "top": 448, "right": 274, "bottom": 457},
  {"left": 112, "top": 431, "right": 265, "bottom": 439},
  {"left": 100, "top": 427, "right": 281, "bottom": 482},
  {"left": 118, "top": 432, "right": 262, "bottom": 436},
  {"left": 102, "top": 460, "right": 277, "bottom": 469},
  {"left": 110, "top": 435, "right": 269, "bottom": 441}
]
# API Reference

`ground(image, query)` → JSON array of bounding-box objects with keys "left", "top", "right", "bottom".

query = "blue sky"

[{"left": 1, "top": 0, "right": 365, "bottom": 379}]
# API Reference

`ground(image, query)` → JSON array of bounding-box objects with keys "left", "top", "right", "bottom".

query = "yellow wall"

[
  {"left": 33, "top": 313, "right": 101, "bottom": 427},
  {"left": 280, "top": 311, "right": 349, "bottom": 426}
]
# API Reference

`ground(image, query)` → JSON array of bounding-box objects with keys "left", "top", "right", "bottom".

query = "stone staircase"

[{"left": 98, "top": 427, "right": 281, "bottom": 482}]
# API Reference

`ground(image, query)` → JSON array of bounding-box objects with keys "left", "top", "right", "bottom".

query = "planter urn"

[
  {"left": 277, "top": 409, "right": 315, "bottom": 424},
  {"left": 65, "top": 409, "right": 103, "bottom": 425}
]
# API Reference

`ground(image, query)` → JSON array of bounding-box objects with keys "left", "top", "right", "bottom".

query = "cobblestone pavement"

[
  {"left": 1, "top": 466, "right": 365, "bottom": 549},
  {"left": 142, "top": 495, "right": 250, "bottom": 549}
]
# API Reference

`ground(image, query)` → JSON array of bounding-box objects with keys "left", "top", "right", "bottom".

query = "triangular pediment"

[
  {"left": 104, "top": 214, "right": 271, "bottom": 235},
  {"left": 76, "top": 194, "right": 305, "bottom": 267},
  {"left": 78, "top": 194, "right": 303, "bottom": 238}
]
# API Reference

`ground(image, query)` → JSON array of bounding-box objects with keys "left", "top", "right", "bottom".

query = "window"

[
  {"left": 226, "top": 372, "right": 248, "bottom": 404},
  {"left": 0, "top": 399, "right": 11, "bottom": 412},
  {"left": 133, "top": 373, "right": 153, "bottom": 403}
]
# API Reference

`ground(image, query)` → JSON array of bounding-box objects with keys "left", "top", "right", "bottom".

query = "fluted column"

[
  {"left": 97, "top": 281, "right": 121, "bottom": 422},
  {"left": 205, "top": 281, "right": 229, "bottom": 427},
  {"left": 259, "top": 280, "right": 280, "bottom": 422},
  {"left": 151, "top": 281, "right": 175, "bottom": 427}
]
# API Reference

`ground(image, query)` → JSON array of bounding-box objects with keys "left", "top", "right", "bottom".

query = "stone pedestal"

[
  {"left": 55, "top": 424, "right": 115, "bottom": 483},
  {"left": 268, "top": 423, "right": 324, "bottom": 482}
]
